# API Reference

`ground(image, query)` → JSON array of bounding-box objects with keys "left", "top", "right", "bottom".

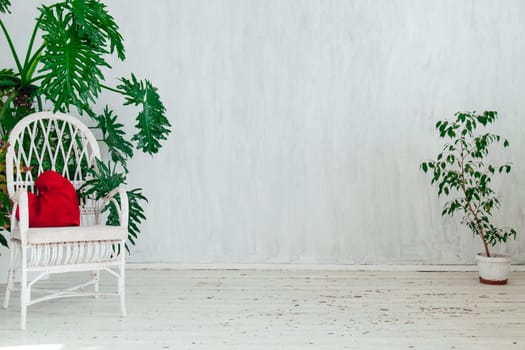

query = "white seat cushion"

[{"left": 13, "top": 225, "right": 127, "bottom": 244}]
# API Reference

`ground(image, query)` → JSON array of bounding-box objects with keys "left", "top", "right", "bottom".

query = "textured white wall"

[{"left": 2, "top": 0, "right": 525, "bottom": 266}]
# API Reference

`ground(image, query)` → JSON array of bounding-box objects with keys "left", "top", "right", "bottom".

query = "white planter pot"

[{"left": 475, "top": 253, "right": 511, "bottom": 285}]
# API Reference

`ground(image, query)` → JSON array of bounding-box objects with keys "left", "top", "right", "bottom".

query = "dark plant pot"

[{"left": 475, "top": 253, "right": 511, "bottom": 285}]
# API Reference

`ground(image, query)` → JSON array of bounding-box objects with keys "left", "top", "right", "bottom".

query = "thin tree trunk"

[{"left": 459, "top": 135, "right": 491, "bottom": 257}]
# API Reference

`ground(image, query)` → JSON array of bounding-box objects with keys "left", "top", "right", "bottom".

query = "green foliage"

[
  {"left": 0, "top": 68, "right": 16, "bottom": 89},
  {"left": 37, "top": 0, "right": 128, "bottom": 114},
  {"left": 0, "top": 0, "right": 9, "bottom": 14},
  {"left": 118, "top": 74, "right": 171, "bottom": 155},
  {"left": 0, "top": 230, "right": 7, "bottom": 247},
  {"left": 81, "top": 159, "right": 147, "bottom": 252},
  {"left": 38, "top": 4, "right": 108, "bottom": 114},
  {"left": 421, "top": 111, "right": 517, "bottom": 257},
  {"left": 0, "top": 0, "right": 172, "bottom": 250},
  {"left": 0, "top": 68, "right": 20, "bottom": 135},
  {"left": 93, "top": 106, "right": 133, "bottom": 170},
  {"left": 69, "top": 0, "right": 125, "bottom": 60},
  {"left": 0, "top": 0, "right": 171, "bottom": 153},
  {"left": 36, "top": 0, "right": 125, "bottom": 115},
  {"left": 114, "top": 189, "right": 147, "bottom": 251}
]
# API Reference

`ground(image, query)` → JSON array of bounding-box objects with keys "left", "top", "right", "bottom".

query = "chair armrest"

[
  {"left": 101, "top": 188, "right": 129, "bottom": 229},
  {"left": 10, "top": 188, "right": 29, "bottom": 243}
]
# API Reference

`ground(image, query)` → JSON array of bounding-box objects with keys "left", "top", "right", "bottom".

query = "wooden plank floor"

[{"left": 1, "top": 269, "right": 524, "bottom": 349}]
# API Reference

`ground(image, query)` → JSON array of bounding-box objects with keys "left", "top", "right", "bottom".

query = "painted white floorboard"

[{"left": 0, "top": 269, "right": 524, "bottom": 349}]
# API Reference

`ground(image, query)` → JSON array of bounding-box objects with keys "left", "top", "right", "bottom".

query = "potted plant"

[
  {"left": 0, "top": 0, "right": 171, "bottom": 251},
  {"left": 421, "top": 111, "right": 517, "bottom": 284}
]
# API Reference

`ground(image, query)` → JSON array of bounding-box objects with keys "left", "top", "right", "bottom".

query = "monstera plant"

[{"left": 0, "top": 0, "right": 171, "bottom": 250}]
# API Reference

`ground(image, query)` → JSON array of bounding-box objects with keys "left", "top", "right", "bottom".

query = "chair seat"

[{"left": 13, "top": 225, "right": 127, "bottom": 244}]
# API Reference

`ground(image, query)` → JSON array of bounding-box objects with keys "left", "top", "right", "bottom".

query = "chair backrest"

[{"left": 6, "top": 112, "right": 101, "bottom": 220}]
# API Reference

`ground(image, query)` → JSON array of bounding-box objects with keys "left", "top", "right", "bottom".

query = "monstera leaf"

[
  {"left": 118, "top": 74, "right": 171, "bottom": 155},
  {"left": 93, "top": 107, "right": 134, "bottom": 170},
  {"left": 81, "top": 159, "right": 147, "bottom": 253},
  {"left": 38, "top": 4, "right": 107, "bottom": 113},
  {"left": 69, "top": 0, "right": 125, "bottom": 60},
  {"left": 108, "top": 188, "right": 146, "bottom": 251},
  {"left": 37, "top": 0, "right": 126, "bottom": 114}
]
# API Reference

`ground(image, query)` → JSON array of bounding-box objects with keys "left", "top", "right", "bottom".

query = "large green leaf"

[
  {"left": 80, "top": 159, "right": 147, "bottom": 252},
  {"left": 0, "top": 0, "right": 10, "bottom": 14},
  {"left": 93, "top": 106, "right": 133, "bottom": 170},
  {"left": 38, "top": 3, "right": 108, "bottom": 113},
  {"left": 69, "top": 0, "right": 125, "bottom": 60},
  {"left": 118, "top": 74, "right": 171, "bottom": 154},
  {"left": 107, "top": 188, "right": 147, "bottom": 253}
]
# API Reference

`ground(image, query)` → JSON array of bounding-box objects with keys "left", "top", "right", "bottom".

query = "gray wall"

[{"left": 2, "top": 0, "right": 525, "bottom": 266}]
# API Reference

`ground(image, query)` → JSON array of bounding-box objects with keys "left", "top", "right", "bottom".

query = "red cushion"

[{"left": 15, "top": 171, "right": 80, "bottom": 227}]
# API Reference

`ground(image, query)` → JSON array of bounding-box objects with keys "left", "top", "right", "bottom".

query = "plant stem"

[
  {"left": 24, "top": 43, "right": 46, "bottom": 81},
  {"left": 459, "top": 132, "right": 491, "bottom": 257},
  {"left": 28, "top": 74, "right": 47, "bottom": 84},
  {"left": 36, "top": 95, "right": 43, "bottom": 111},
  {"left": 0, "top": 19, "right": 23, "bottom": 73},
  {"left": 101, "top": 84, "right": 122, "bottom": 95},
  {"left": 22, "top": 15, "right": 43, "bottom": 82}
]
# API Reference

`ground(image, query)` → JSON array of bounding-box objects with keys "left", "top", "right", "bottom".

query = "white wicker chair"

[{"left": 2, "top": 111, "right": 128, "bottom": 329}]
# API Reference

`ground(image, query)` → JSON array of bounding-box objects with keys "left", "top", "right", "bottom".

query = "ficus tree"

[
  {"left": 421, "top": 111, "right": 517, "bottom": 257},
  {"left": 0, "top": 0, "right": 171, "bottom": 250}
]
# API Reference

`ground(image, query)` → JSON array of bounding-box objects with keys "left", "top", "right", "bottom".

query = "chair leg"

[
  {"left": 119, "top": 242, "right": 126, "bottom": 317},
  {"left": 21, "top": 304, "right": 27, "bottom": 330},
  {"left": 3, "top": 242, "right": 17, "bottom": 309},
  {"left": 92, "top": 271, "right": 100, "bottom": 298},
  {"left": 20, "top": 246, "right": 28, "bottom": 330}
]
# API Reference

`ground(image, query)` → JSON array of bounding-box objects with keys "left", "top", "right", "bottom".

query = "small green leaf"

[
  {"left": 0, "top": 0, "right": 10, "bottom": 13},
  {"left": 478, "top": 116, "right": 486, "bottom": 126}
]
